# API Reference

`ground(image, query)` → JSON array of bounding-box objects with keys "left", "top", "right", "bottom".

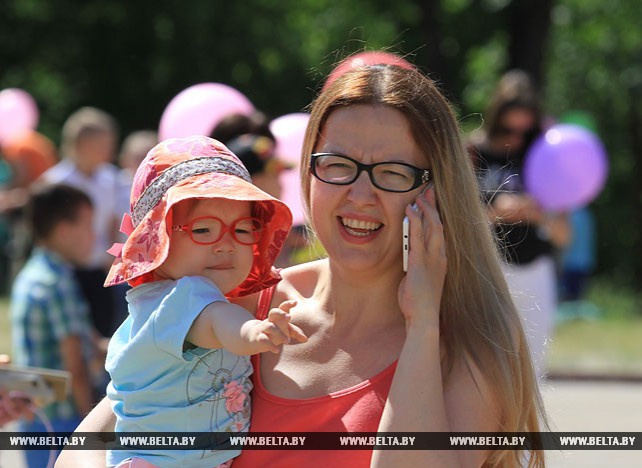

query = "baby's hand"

[
  {"left": 268, "top": 300, "right": 308, "bottom": 346},
  {"left": 250, "top": 300, "right": 308, "bottom": 354}
]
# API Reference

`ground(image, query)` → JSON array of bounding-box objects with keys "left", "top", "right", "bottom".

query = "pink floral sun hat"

[{"left": 105, "top": 135, "right": 292, "bottom": 298}]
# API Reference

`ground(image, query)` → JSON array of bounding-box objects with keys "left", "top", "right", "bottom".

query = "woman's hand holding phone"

[
  {"left": 402, "top": 183, "right": 432, "bottom": 272},
  {"left": 398, "top": 186, "right": 446, "bottom": 330}
]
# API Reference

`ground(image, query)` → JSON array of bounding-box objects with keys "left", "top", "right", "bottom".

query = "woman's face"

[
  {"left": 310, "top": 104, "right": 428, "bottom": 273},
  {"left": 492, "top": 108, "right": 538, "bottom": 155}
]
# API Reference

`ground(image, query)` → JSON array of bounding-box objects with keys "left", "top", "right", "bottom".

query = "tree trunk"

[
  {"left": 417, "top": 0, "right": 451, "bottom": 95},
  {"left": 506, "top": 0, "right": 554, "bottom": 89}
]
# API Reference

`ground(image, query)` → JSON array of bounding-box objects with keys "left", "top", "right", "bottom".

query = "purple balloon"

[
  {"left": 524, "top": 124, "right": 608, "bottom": 211},
  {"left": 0, "top": 88, "right": 39, "bottom": 144},
  {"left": 158, "top": 83, "right": 254, "bottom": 140}
]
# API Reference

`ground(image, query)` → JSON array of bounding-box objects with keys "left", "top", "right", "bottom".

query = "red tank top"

[{"left": 233, "top": 285, "right": 397, "bottom": 468}]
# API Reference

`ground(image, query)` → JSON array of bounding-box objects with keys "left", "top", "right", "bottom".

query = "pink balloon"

[
  {"left": 324, "top": 51, "right": 414, "bottom": 90},
  {"left": 270, "top": 113, "right": 309, "bottom": 164},
  {"left": 524, "top": 124, "right": 608, "bottom": 212},
  {"left": 158, "top": 83, "right": 254, "bottom": 140},
  {"left": 279, "top": 169, "right": 307, "bottom": 226},
  {"left": 270, "top": 113, "right": 310, "bottom": 226},
  {"left": 0, "top": 88, "right": 39, "bottom": 144}
]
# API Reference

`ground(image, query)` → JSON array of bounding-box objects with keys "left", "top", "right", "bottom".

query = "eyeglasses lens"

[
  {"left": 315, "top": 154, "right": 417, "bottom": 192},
  {"left": 189, "top": 217, "right": 263, "bottom": 245}
]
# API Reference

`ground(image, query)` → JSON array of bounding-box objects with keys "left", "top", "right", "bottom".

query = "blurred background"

[
  {"left": 1, "top": 1, "right": 642, "bottom": 466},
  {"left": 0, "top": 0, "right": 641, "bottom": 373}
]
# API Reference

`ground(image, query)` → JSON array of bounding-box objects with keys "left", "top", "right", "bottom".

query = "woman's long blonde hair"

[{"left": 300, "top": 65, "right": 545, "bottom": 467}]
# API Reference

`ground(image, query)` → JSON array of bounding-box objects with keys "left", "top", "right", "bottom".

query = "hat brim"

[{"left": 105, "top": 172, "right": 292, "bottom": 298}]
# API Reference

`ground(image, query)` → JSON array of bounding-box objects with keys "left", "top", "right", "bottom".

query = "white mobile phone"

[
  {"left": 402, "top": 183, "right": 433, "bottom": 272},
  {"left": 402, "top": 212, "right": 411, "bottom": 272}
]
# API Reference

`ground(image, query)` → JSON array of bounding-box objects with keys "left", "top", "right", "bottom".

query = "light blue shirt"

[
  {"left": 106, "top": 276, "right": 252, "bottom": 467},
  {"left": 562, "top": 208, "right": 596, "bottom": 272}
]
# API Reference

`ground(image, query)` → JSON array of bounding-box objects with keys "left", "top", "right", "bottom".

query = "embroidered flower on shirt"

[{"left": 223, "top": 380, "right": 247, "bottom": 414}]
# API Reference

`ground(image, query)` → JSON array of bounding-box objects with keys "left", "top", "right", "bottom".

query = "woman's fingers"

[
  {"left": 424, "top": 189, "right": 446, "bottom": 258},
  {"left": 409, "top": 188, "right": 445, "bottom": 260}
]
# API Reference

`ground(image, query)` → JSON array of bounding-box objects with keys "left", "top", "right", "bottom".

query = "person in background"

[
  {"left": 226, "top": 134, "right": 292, "bottom": 200},
  {"left": 0, "top": 354, "right": 35, "bottom": 427},
  {"left": 41, "top": 107, "right": 123, "bottom": 339},
  {"left": 58, "top": 61, "right": 545, "bottom": 468},
  {"left": 2, "top": 130, "right": 58, "bottom": 189},
  {"left": 0, "top": 155, "right": 17, "bottom": 294},
  {"left": 210, "top": 111, "right": 273, "bottom": 145},
  {"left": 469, "top": 70, "right": 570, "bottom": 378},
  {"left": 111, "top": 130, "right": 159, "bottom": 328},
  {"left": 560, "top": 206, "right": 597, "bottom": 302},
  {"left": 0, "top": 131, "right": 59, "bottom": 292},
  {"left": 116, "top": 130, "right": 158, "bottom": 217},
  {"left": 212, "top": 113, "right": 304, "bottom": 266},
  {"left": 0, "top": 389, "right": 33, "bottom": 427},
  {"left": 556, "top": 206, "right": 601, "bottom": 322},
  {"left": 211, "top": 112, "right": 288, "bottom": 199},
  {"left": 10, "top": 184, "right": 99, "bottom": 468}
]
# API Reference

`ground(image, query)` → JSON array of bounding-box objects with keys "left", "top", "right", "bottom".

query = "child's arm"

[{"left": 186, "top": 300, "right": 307, "bottom": 355}]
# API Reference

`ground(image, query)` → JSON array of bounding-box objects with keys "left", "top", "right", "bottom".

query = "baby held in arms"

[{"left": 103, "top": 136, "right": 306, "bottom": 467}]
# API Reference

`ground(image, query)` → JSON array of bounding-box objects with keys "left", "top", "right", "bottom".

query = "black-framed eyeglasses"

[
  {"left": 310, "top": 153, "right": 431, "bottom": 193},
  {"left": 172, "top": 216, "right": 264, "bottom": 245},
  {"left": 497, "top": 125, "right": 538, "bottom": 139}
]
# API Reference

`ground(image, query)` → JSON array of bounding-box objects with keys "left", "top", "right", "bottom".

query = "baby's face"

[{"left": 155, "top": 198, "right": 255, "bottom": 294}]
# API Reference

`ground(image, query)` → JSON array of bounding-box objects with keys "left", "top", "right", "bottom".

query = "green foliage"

[
  {"left": 0, "top": 0, "right": 419, "bottom": 141},
  {"left": 545, "top": 0, "right": 642, "bottom": 281},
  {"left": 1, "top": 0, "right": 641, "bottom": 281}
]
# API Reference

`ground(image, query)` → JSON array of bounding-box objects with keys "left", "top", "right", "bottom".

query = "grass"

[
  {"left": 1, "top": 276, "right": 642, "bottom": 375},
  {"left": 548, "top": 319, "right": 642, "bottom": 374},
  {"left": 547, "top": 275, "right": 642, "bottom": 375},
  {"left": 1, "top": 295, "right": 12, "bottom": 356}
]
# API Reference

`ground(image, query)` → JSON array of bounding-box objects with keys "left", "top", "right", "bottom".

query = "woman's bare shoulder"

[
  {"left": 275, "top": 258, "right": 327, "bottom": 302},
  {"left": 230, "top": 259, "right": 326, "bottom": 314}
]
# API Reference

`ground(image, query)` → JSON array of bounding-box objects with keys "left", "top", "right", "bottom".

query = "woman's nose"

[{"left": 346, "top": 170, "right": 377, "bottom": 204}]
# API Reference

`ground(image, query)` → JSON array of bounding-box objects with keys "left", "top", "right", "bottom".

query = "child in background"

[
  {"left": 10, "top": 184, "right": 98, "bottom": 468},
  {"left": 41, "top": 107, "right": 122, "bottom": 339},
  {"left": 103, "top": 136, "right": 307, "bottom": 468}
]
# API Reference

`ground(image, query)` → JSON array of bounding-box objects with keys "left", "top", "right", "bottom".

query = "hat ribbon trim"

[{"left": 131, "top": 157, "right": 251, "bottom": 226}]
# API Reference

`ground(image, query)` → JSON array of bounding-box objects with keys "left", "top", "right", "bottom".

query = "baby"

[{"left": 103, "top": 136, "right": 306, "bottom": 467}]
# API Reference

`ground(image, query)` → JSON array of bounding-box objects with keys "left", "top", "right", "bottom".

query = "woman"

[
  {"left": 57, "top": 63, "right": 544, "bottom": 467},
  {"left": 469, "top": 70, "right": 570, "bottom": 377}
]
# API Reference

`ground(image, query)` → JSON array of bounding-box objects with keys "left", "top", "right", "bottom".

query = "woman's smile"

[{"left": 337, "top": 215, "right": 384, "bottom": 242}]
